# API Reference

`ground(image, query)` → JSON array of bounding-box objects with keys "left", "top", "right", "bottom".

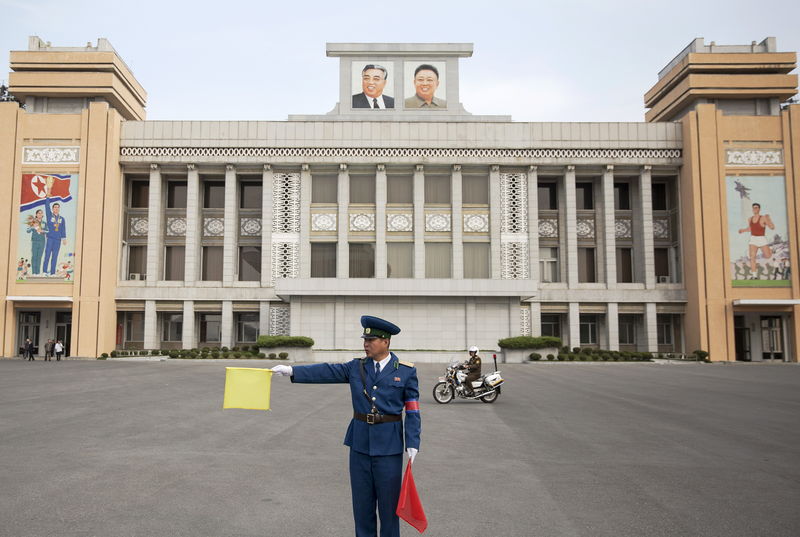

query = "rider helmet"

[{"left": 468, "top": 345, "right": 479, "bottom": 353}]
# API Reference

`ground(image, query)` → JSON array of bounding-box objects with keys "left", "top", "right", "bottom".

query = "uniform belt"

[{"left": 354, "top": 412, "right": 402, "bottom": 424}]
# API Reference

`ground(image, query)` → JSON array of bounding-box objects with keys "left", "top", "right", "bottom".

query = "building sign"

[
  {"left": 17, "top": 173, "right": 77, "bottom": 282},
  {"left": 726, "top": 176, "right": 790, "bottom": 287}
]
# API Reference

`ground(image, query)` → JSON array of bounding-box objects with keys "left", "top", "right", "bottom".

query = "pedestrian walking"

[
  {"left": 44, "top": 339, "right": 54, "bottom": 361},
  {"left": 23, "top": 338, "right": 35, "bottom": 361},
  {"left": 55, "top": 340, "right": 64, "bottom": 361}
]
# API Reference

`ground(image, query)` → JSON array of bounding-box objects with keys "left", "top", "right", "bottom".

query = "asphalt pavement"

[{"left": 1, "top": 359, "right": 799, "bottom": 537}]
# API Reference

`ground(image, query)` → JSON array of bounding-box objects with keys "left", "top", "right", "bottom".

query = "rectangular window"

[
  {"left": 576, "top": 182, "right": 594, "bottom": 210},
  {"left": 539, "top": 247, "right": 559, "bottom": 283},
  {"left": 167, "top": 182, "right": 187, "bottom": 209},
  {"left": 425, "top": 242, "right": 452, "bottom": 278},
  {"left": 203, "top": 181, "right": 225, "bottom": 208},
  {"left": 579, "top": 314, "right": 598, "bottom": 345},
  {"left": 387, "top": 174, "right": 413, "bottom": 204},
  {"left": 238, "top": 246, "right": 261, "bottom": 281},
  {"left": 312, "top": 174, "right": 337, "bottom": 203},
  {"left": 614, "top": 183, "right": 630, "bottom": 210},
  {"left": 616, "top": 248, "right": 633, "bottom": 283},
  {"left": 162, "top": 313, "right": 183, "bottom": 342},
  {"left": 350, "top": 175, "right": 376, "bottom": 204},
  {"left": 652, "top": 183, "right": 668, "bottom": 211},
  {"left": 463, "top": 242, "right": 490, "bottom": 278},
  {"left": 199, "top": 313, "right": 221, "bottom": 343},
  {"left": 202, "top": 246, "right": 223, "bottom": 281},
  {"left": 424, "top": 175, "right": 450, "bottom": 204},
  {"left": 349, "top": 243, "right": 375, "bottom": 278},
  {"left": 619, "top": 314, "right": 637, "bottom": 345},
  {"left": 130, "top": 180, "right": 149, "bottom": 208},
  {"left": 125, "top": 312, "right": 144, "bottom": 342},
  {"left": 240, "top": 182, "right": 262, "bottom": 209},
  {"left": 128, "top": 245, "right": 147, "bottom": 279},
  {"left": 578, "top": 247, "right": 596, "bottom": 283},
  {"left": 387, "top": 242, "right": 413, "bottom": 278},
  {"left": 654, "top": 248, "right": 670, "bottom": 281},
  {"left": 541, "top": 314, "right": 561, "bottom": 338},
  {"left": 311, "top": 243, "right": 336, "bottom": 277},
  {"left": 657, "top": 314, "right": 673, "bottom": 345},
  {"left": 164, "top": 246, "right": 185, "bottom": 280},
  {"left": 538, "top": 183, "right": 557, "bottom": 210},
  {"left": 462, "top": 175, "right": 489, "bottom": 205},
  {"left": 236, "top": 313, "right": 259, "bottom": 343}
]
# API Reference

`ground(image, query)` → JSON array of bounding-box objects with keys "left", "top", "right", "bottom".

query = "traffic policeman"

[
  {"left": 272, "top": 315, "right": 421, "bottom": 537},
  {"left": 461, "top": 345, "right": 482, "bottom": 396}
]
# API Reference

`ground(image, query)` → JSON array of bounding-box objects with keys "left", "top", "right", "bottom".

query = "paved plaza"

[{"left": 1, "top": 359, "right": 799, "bottom": 537}]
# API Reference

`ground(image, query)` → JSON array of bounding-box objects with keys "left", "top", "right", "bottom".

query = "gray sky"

[{"left": 1, "top": 0, "right": 798, "bottom": 122}]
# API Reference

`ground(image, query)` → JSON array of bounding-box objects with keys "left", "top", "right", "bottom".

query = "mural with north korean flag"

[{"left": 17, "top": 173, "right": 77, "bottom": 282}]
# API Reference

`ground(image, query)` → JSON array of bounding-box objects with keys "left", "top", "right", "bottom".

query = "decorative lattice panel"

[
  {"left": 463, "top": 213, "right": 489, "bottom": 233},
  {"left": 500, "top": 173, "right": 528, "bottom": 234},
  {"left": 653, "top": 217, "right": 670, "bottom": 240},
  {"left": 271, "top": 242, "right": 299, "bottom": 282},
  {"left": 272, "top": 173, "right": 300, "bottom": 233},
  {"left": 538, "top": 218, "right": 558, "bottom": 238},
  {"left": 425, "top": 213, "right": 451, "bottom": 232},
  {"left": 501, "top": 242, "right": 529, "bottom": 279},
  {"left": 387, "top": 213, "right": 413, "bottom": 232},
  {"left": 615, "top": 217, "right": 632, "bottom": 239},
  {"left": 165, "top": 217, "right": 187, "bottom": 237},
  {"left": 520, "top": 306, "right": 531, "bottom": 337},
  {"left": 269, "top": 304, "right": 290, "bottom": 336},
  {"left": 203, "top": 217, "right": 224, "bottom": 237},
  {"left": 349, "top": 213, "right": 376, "bottom": 232},
  {"left": 239, "top": 217, "right": 262, "bottom": 237},
  {"left": 576, "top": 217, "right": 595, "bottom": 239},
  {"left": 311, "top": 213, "right": 337, "bottom": 231},
  {"left": 129, "top": 216, "right": 148, "bottom": 237}
]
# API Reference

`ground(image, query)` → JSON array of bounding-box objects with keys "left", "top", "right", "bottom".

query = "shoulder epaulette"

[{"left": 399, "top": 360, "right": 415, "bottom": 368}]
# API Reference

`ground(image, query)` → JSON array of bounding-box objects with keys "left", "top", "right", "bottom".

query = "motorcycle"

[{"left": 432, "top": 354, "right": 504, "bottom": 404}]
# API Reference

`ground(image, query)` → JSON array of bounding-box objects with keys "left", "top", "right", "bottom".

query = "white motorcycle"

[{"left": 432, "top": 354, "right": 504, "bottom": 404}]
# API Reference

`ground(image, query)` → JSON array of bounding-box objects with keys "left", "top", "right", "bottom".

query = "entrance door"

[
  {"left": 18, "top": 311, "right": 41, "bottom": 355},
  {"left": 760, "top": 316, "right": 784, "bottom": 361},
  {"left": 733, "top": 315, "right": 751, "bottom": 361},
  {"left": 55, "top": 311, "right": 72, "bottom": 357}
]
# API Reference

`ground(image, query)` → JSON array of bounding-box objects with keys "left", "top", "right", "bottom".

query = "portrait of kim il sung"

[{"left": 352, "top": 63, "right": 394, "bottom": 109}]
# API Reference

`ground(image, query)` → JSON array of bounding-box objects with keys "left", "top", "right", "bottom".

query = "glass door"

[
  {"left": 55, "top": 311, "right": 72, "bottom": 357},
  {"left": 18, "top": 311, "right": 41, "bottom": 355},
  {"left": 734, "top": 315, "right": 751, "bottom": 361},
  {"left": 760, "top": 316, "right": 783, "bottom": 361}
]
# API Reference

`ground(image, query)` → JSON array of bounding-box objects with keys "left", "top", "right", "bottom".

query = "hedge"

[
  {"left": 497, "top": 336, "right": 562, "bottom": 349},
  {"left": 256, "top": 336, "right": 314, "bottom": 348}
]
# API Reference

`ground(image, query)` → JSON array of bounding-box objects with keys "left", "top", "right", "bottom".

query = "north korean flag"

[{"left": 20, "top": 174, "right": 73, "bottom": 212}]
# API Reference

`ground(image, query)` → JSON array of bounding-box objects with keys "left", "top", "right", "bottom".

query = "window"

[
  {"left": 387, "top": 242, "right": 413, "bottom": 278},
  {"left": 541, "top": 314, "right": 561, "bottom": 338},
  {"left": 162, "top": 313, "right": 183, "bottom": 342},
  {"left": 387, "top": 174, "right": 413, "bottom": 204},
  {"left": 539, "top": 247, "right": 559, "bottom": 282},
  {"left": 579, "top": 314, "right": 598, "bottom": 345},
  {"left": 462, "top": 175, "right": 488, "bottom": 205},
  {"left": 619, "top": 314, "right": 637, "bottom": 345},
  {"left": 130, "top": 180, "right": 149, "bottom": 208},
  {"left": 424, "top": 175, "right": 450, "bottom": 204},
  {"left": 240, "top": 183, "right": 262, "bottom": 209},
  {"left": 128, "top": 246, "right": 146, "bottom": 279},
  {"left": 238, "top": 246, "right": 261, "bottom": 281},
  {"left": 616, "top": 248, "right": 633, "bottom": 283},
  {"left": 236, "top": 313, "right": 259, "bottom": 343},
  {"left": 657, "top": 315, "right": 673, "bottom": 345},
  {"left": 576, "top": 182, "right": 594, "bottom": 210},
  {"left": 538, "top": 183, "right": 557, "bottom": 210},
  {"left": 167, "top": 182, "right": 187, "bottom": 208},
  {"left": 464, "top": 243, "right": 490, "bottom": 278},
  {"left": 349, "top": 243, "right": 375, "bottom": 278},
  {"left": 425, "top": 243, "right": 452, "bottom": 278},
  {"left": 350, "top": 175, "right": 376, "bottom": 204},
  {"left": 164, "top": 246, "right": 185, "bottom": 280},
  {"left": 614, "top": 183, "right": 630, "bottom": 210},
  {"left": 578, "top": 247, "right": 596, "bottom": 283},
  {"left": 199, "top": 314, "right": 221, "bottom": 343},
  {"left": 202, "top": 246, "right": 223, "bottom": 281},
  {"left": 203, "top": 181, "right": 225, "bottom": 208},
  {"left": 311, "top": 243, "right": 336, "bottom": 277},
  {"left": 125, "top": 312, "right": 144, "bottom": 342},
  {"left": 655, "top": 248, "right": 670, "bottom": 281},
  {"left": 652, "top": 183, "right": 668, "bottom": 211},
  {"left": 312, "top": 174, "right": 337, "bottom": 203}
]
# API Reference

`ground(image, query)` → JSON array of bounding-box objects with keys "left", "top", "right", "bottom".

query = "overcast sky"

[{"left": 1, "top": 0, "right": 798, "bottom": 123}]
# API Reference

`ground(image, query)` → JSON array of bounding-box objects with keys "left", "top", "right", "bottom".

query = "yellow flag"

[{"left": 223, "top": 367, "right": 273, "bottom": 411}]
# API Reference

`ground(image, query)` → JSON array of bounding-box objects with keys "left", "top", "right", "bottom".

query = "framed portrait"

[
  {"left": 403, "top": 61, "right": 447, "bottom": 110},
  {"left": 351, "top": 62, "right": 394, "bottom": 109}
]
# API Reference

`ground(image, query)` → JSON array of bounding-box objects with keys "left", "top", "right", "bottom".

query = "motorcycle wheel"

[
  {"left": 432, "top": 382, "right": 454, "bottom": 404},
  {"left": 480, "top": 388, "right": 499, "bottom": 403}
]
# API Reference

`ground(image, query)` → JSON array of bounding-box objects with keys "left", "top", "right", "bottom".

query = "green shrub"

[
  {"left": 496, "top": 336, "right": 562, "bottom": 350},
  {"left": 268, "top": 352, "right": 277, "bottom": 359},
  {"left": 110, "top": 350, "right": 117, "bottom": 357},
  {"left": 221, "top": 346, "right": 229, "bottom": 353},
  {"left": 693, "top": 349, "right": 710, "bottom": 362},
  {"left": 150, "top": 349, "right": 159, "bottom": 356},
  {"left": 546, "top": 354, "right": 555, "bottom": 361},
  {"left": 168, "top": 350, "right": 179, "bottom": 359},
  {"left": 232, "top": 351, "right": 242, "bottom": 359},
  {"left": 572, "top": 347, "right": 581, "bottom": 353},
  {"left": 258, "top": 352, "right": 266, "bottom": 359},
  {"left": 556, "top": 354, "right": 566, "bottom": 361},
  {"left": 221, "top": 352, "right": 230, "bottom": 359},
  {"left": 100, "top": 352, "right": 109, "bottom": 359},
  {"left": 211, "top": 352, "right": 220, "bottom": 359},
  {"left": 201, "top": 347, "right": 210, "bottom": 353},
  {"left": 256, "top": 336, "right": 315, "bottom": 348},
  {"left": 580, "top": 347, "right": 592, "bottom": 354},
  {"left": 560, "top": 346, "right": 570, "bottom": 354},
  {"left": 251, "top": 345, "right": 260, "bottom": 353},
  {"left": 278, "top": 352, "right": 289, "bottom": 359},
  {"left": 529, "top": 352, "right": 542, "bottom": 361}
]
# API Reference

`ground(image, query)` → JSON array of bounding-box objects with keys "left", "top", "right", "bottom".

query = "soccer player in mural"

[
  {"left": 353, "top": 64, "right": 394, "bottom": 109},
  {"left": 738, "top": 202, "right": 775, "bottom": 278},
  {"left": 42, "top": 182, "right": 67, "bottom": 277}
]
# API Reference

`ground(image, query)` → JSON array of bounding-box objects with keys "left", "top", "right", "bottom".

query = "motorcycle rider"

[{"left": 460, "top": 346, "right": 482, "bottom": 396}]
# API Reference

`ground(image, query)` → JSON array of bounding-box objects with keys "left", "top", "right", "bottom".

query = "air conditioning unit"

[
  {"left": 657, "top": 275, "right": 670, "bottom": 283},
  {"left": 129, "top": 273, "right": 142, "bottom": 280}
]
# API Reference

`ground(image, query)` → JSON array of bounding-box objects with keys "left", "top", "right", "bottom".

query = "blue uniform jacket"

[
  {"left": 44, "top": 199, "right": 66, "bottom": 241},
  {"left": 291, "top": 352, "right": 421, "bottom": 456}
]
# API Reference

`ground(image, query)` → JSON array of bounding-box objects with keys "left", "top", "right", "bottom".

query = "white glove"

[
  {"left": 406, "top": 448, "right": 418, "bottom": 464},
  {"left": 271, "top": 365, "right": 293, "bottom": 377}
]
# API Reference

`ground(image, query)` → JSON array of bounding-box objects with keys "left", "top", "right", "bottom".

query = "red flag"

[
  {"left": 20, "top": 174, "right": 72, "bottom": 211},
  {"left": 396, "top": 462, "right": 427, "bottom": 533}
]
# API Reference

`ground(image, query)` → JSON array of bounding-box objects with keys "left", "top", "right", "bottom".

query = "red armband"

[{"left": 404, "top": 400, "right": 420, "bottom": 412}]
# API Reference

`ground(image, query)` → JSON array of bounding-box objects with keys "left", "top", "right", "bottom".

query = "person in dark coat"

[{"left": 23, "top": 338, "right": 34, "bottom": 361}]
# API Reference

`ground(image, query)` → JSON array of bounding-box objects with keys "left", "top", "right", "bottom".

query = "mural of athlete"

[
  {"left": 42, "top": 188, "right": 67, "bottom": 276},
  {"left": 738, "top": 202, "right": 775, "bottom": 276},
  {"left": 25, "top": 209, "right": 48, "bottom": 275}
]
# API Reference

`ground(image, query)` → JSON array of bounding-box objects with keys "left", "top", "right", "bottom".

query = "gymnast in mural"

[{"left": 738, "top": 202, "right": 775, "bottom": 277}]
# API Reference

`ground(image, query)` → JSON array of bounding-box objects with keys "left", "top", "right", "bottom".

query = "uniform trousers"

[{"left": 349, "top": 449, "right": 402, "bottom": 537}]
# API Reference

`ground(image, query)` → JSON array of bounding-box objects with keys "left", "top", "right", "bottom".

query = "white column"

[
  {"left": 375, "top": 164, "right": 388, "bottom": 278},
  {"left": 144, "top": 300, "right": 158, "bottom": 349},
  {"left": 606, "top": 302, "right": 619, "bottom": 351},
  {"left": 413, "top": 165, "right": 425, "bottom": 278},
  {"left": 565, "top": 166, "right": 578, "bottom": 286},
  {"left": 451, "top": 164, "right": 463, "bottom": 279},
  {"left": 259, "top": 301, "right": 270, "bottom": 337},
  {"left": 644, "top": 302, "right": 658, "bottom": 352},
  {"left": 528, "top": 166, "right": 540, "bottom": 284},
  {"left": 221, "top": 301, "right": 234, "bottom": 348},
  {"left": 223, "top": 164, "right": 237, "bottom": 286},
  {"left": 489, "top": 165, "right": 502, "bottom": 279},
  {"left": 184, "top": 164, "right": 200, "bottom": 284},
  {"left": 262, "top": 164, "right": 275, "bottom": 284},
  {"left": 568, "top": 302, "right": 580, "bottom": 350},
  {"left": 337, "top": 164, "right": 350, "bottom": 278},
  {"left": 602, "top": 165, "right": 616, "bottom": 287},
  {"left": 639, "top": 166, "right": 656, "bottom": 289},
  {"left": 182, "top": 301, "right": 195, "bottom": 349},
  {"left": 530, "top": 302, "right": 542, "bottom": 337},
  {"left": 145, "top": 164, "right": 162, "bottom": 282}
]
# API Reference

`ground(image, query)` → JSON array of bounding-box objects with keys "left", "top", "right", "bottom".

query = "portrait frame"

[{"left": 403, "top": 61, "right": 447, "bottom": 110}]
